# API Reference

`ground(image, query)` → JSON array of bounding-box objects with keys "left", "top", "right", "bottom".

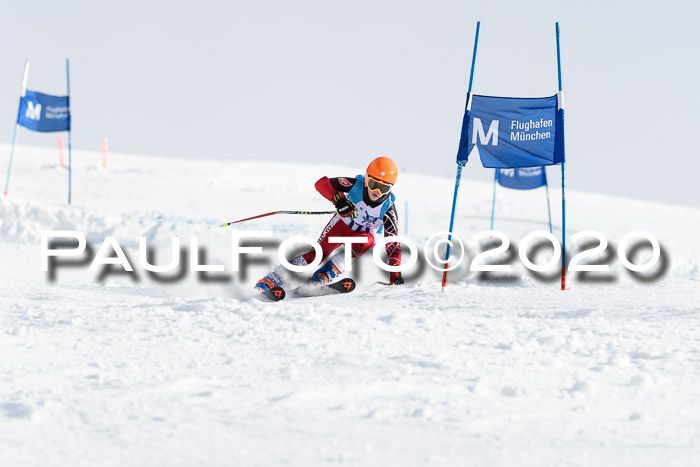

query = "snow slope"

[{"left": 1, "top": 144, "right": 699, "bottom": 466}]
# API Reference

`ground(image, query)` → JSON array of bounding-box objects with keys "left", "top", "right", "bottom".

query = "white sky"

[{"left": 1, "top": 0, "right": 698, "bottom": 207}]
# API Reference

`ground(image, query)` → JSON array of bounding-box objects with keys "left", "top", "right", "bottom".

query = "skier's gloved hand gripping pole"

[
  {"left": 220, "top": 210, "right": 335, "bottom": 227},
  {"left": 332, "top": 193, "right": 358, "bottom": 219}
]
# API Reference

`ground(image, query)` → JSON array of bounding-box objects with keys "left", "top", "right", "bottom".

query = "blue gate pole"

[
  {"left": 442, "top": 21, "right": 480, "bottom": 289},
  {"left": 544, "top": 169, "right": 553, "bottom": 233},
  {"left": 489, "top": 170, "right": 497, "bottom": 230},
  {"left": 442, "top": 161, "right": 465, "bottom": 288},
  {"left": 4, "top": 60, "right": 30, "bottom": 197},
  {"left": 66, "top": 58, "right": 72, "bottom": 205},
  {"left": 556, "top": 22, "right": 566, "bottom": 290},
  {"left": 404, "top": 200, "right": 409, "bottom": 235}
]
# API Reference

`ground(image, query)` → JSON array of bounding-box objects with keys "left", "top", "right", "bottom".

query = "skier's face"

[
  {"left": 365, "top": 176, "right": 392, "bottom": 201},
  {"left": 367, "top": 187, "right": 383, "bottom": 202}
]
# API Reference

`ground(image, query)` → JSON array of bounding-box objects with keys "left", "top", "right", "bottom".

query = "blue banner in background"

[
  {"left": 17, "top": 90, "right": 70, "bottom": 132},
  {"left": 496, "top": 167, "right": 547, "bottom": 190},
  {"left": 457, "top": 94, "right": 564, "bottom": 168}
]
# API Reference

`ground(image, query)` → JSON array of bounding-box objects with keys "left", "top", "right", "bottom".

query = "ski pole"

[{"left": 220, "top": 210, "right": 335, "bottom": 227}]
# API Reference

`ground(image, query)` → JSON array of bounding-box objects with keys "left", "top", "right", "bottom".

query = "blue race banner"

[
  {"left": 496, "top": 167, "right": 547, "bottom": 190},
  {"left": 17, "top": 90, "right": 70, "bottom": 132},
  {"left": 457, "top": 94, "right": 564, "bottom": 168}
]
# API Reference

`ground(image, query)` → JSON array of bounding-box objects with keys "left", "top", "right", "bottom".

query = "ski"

[
  {"left": 257, "top": 286, "right": 286, "bottom": 301},
  {"left": 325, "top": 278, "right": 356, "bottom": 294},
  {"left": 293, "top": 278, "right": 357, "bottom": 298},
  {"left": 255, "top": 279, "right": 355, "bottom": 302}
]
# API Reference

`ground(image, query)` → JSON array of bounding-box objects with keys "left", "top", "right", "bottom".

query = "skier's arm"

[
  {"left": 314, "top": 176, "right": 356, "bottom": 201},
  {"left": 383, "top": 205, "right": 404, "bottom": 285},
  {"left": 315, "top": 177, "right": 359, "bottom": 218}
]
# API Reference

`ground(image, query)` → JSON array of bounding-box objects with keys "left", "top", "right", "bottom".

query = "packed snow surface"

[{"left": 1, "top": 144, "right": 699, "bottom": 466}]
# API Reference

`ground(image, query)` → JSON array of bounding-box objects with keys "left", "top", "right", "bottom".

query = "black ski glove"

[
  {"left": 333, "top": 193, "right": 358, "bottom": 218},
  {"left": 390, "top": 272, "right": 404, "bottom": 285}
]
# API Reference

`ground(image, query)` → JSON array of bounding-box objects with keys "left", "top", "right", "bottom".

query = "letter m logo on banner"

[
  {"left": 472, "top": 118, "right": 499, "bottom": 146},
  {"left": 17, "top": 90, "right": 71, "bottom": 133},
  {"left": 456, "top": 94, "right": 565, "bottom": 168},
  {"left": 25, "top": 102, "right": 42, "bottom": 121}
]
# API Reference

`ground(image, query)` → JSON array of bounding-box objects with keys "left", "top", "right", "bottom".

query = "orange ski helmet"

[{"left": 366, "top": 157, "right": 398, "bottom": 185}]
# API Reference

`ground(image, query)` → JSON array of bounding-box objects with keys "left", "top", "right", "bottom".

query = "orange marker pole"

[
  {"left": 102, "top": 138, "right": 108, "bottom": 168},
  {"left": 58, "top": 135, "right": 66, "bottom": 168}
]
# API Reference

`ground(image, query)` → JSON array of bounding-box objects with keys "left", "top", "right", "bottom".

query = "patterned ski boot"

[
  {"left": 254, "top": 269, "right": 284, "bottom": 293},
  {"left": 309, "top": 260, "right": 343, "bottom": 287}
]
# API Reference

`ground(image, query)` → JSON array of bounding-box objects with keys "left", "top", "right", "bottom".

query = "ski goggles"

[{"left": 365, "top": 176, "right": 393, "bottom": 196}]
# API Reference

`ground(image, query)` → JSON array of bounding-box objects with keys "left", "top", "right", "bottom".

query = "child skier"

[{"left": 255, "top": 157, "right": 404, "bottom": 292}]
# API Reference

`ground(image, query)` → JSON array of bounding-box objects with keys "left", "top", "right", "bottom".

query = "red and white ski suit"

[{"left": 300, "top": 176, "right": 401, "bottom": 278}]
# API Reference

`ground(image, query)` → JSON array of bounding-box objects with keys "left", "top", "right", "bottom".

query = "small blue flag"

[
  {"left": 496, "top": 167, "right": 547, "bottom": 190},
  {"left": 17, "top": 90, "right": 70, "bottom": 132},
  {"left": 457, "top": 94, "right": 564, "bottom": 168}
]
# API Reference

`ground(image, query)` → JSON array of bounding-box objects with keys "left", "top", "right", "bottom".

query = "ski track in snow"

[{"left": 1, "top": 144, "right": 699, "bottom": 466}]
